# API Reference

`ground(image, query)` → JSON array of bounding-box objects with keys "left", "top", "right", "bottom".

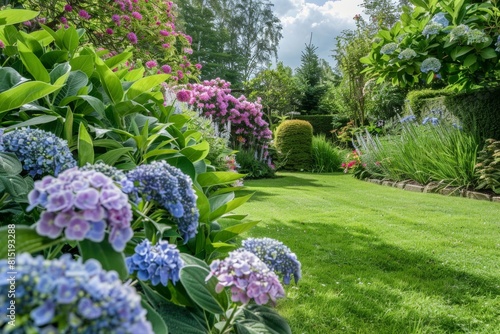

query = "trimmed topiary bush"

[
  {"left": 293, "top": 115, "right": 335, "bottom": 139},
  {"left": 275, "top": 120, "right": 313, "bottom": 171}
]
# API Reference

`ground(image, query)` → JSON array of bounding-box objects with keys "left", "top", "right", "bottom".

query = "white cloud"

[{"left": 273, "top": 0, "right": 364, "bottom": 70}]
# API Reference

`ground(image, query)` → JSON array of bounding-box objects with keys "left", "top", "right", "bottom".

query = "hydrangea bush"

[
  {"left": 0, "top": 253, "right": 153, "bottom": 333},
  {"left": 362, "top": 0, "right": 500, "bottom": 90},
  {"left": 27, "top": 168, "right": 133, "bottom": 251},
  {"left": 0, "top": 128, "right": 76, "bottom": 178}
]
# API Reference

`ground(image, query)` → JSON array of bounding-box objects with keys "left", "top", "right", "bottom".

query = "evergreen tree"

[{"left": 296, "top": 35, "right": 328, "bottom": 115}]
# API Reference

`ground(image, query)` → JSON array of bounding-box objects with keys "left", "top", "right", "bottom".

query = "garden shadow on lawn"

[{"left": 249, "top": 219, "right": 500, "bottom": 333}]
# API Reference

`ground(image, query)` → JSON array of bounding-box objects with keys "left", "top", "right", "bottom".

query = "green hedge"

[
  {"left": 404, "top": 88, "right": 500, "bottom": 140},
  {"left": 293, "top": 115, "right": 335, "bottom": 139},
  {"left": 275, "top": 120, "right": 313, "bottom": 171},
  {"left": 443, "top": 88, "right": 500, "bottom": 140}
]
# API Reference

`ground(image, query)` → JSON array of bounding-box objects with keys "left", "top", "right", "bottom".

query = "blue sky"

[{"left": 271, "top": 0, "right": 364, "bottom": 70}]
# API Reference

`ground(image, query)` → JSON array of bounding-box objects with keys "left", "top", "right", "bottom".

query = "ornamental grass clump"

[
  {"left": 355, "top": 120, "right": 479, "bottom": 186},
  {"left": 207, "top": 250, "right": 285, "bottom": 306},
  {"left": 311, "top": 135, "right": 344, "bottom": 173},
  {"left": 27, "top": 168, "right": 133, "bottom": 251},
  {"left": 126, "top": 161, "right": 199, "bottom": 242},
  {"left": 0, "top": 127, "right": 76, "bottom": 178},
  {"left": 241, "top": 237, "right": 302, "bottom": 285},
  {"left": 0, "top": 253, "right": 153, "bottom": 333},
  {"left": 126, "top": 239, "right": 184, "bottom": 286}
]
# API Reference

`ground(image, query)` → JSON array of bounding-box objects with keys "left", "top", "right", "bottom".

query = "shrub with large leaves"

[{"left": 362, "top": 0, "right": 500, "bottom": 91}]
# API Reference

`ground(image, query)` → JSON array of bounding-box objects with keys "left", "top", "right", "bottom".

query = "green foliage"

[
  {"left": 275, "top": 120, "right": 313, "bottom": 171},
  {"left": 185, "top": 109, "right": 232, "bottom": 170},
  {"left": 178, "top": 0, "right": 282, "bottom": 86},
  {"left": 244, "top": 62, "right": 300, "bottom": 129},
  {"left": 293, "top": 115, "right": 335, "bottom": 139},
  {"left": 404, "top": 88, "right": 453, "bottom": 118},
  {"left": 443, "top": 87, "right": 500, "bottom": 139},
  {"left": 19, "top": 0, "right": 200, "bottom": 82},
  {"left": 362, "top": 0, "right": 500, "bottom": 91},
  {"left": 355, "top": 122, "right": 480, "bottom": 186},
  {"left": 235, "top": 149, "right": 275, "bottom": 179},
  {"left": 334, "top": 23, "right": 372, "bottom": 125},
  {"left": 311, "top": 135, "right": 344, "bottom": 173},
  {"left": 364, "top": 81, "right": 407, "bottom": 120},
  {"left": 475, "top": 138, "right": 500, "bottom": 193},
  {"left": 296, "top": 39, "right": 329, "bottom": 115}
]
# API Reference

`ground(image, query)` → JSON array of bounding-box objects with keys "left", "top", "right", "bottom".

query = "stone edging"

[{"left": 365, "top": 179, "right": 500, "bottom": 203}]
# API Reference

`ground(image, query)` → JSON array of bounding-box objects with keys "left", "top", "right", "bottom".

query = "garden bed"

[{"left": 366, "top": 178, "right": 500, "bottom": 202}]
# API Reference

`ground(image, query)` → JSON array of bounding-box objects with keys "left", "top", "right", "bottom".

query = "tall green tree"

[
  {"left": 296, "top": 36, "right": 329, "bottom": 115},
  {"left": 178, "top": 0, "right": 282, "bottom": 87},
  {"left": 244, "top": 62, "right": 300, "bottom": 128}
]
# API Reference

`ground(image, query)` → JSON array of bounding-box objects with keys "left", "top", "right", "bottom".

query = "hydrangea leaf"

[
  {"left": 141, "top": 299, "right": 169, "bottom": 334},
  {"left": 0, "top": 225, "right": 63, "bottom": 259},
  {"left": 78, "top": 239, "right": 128, "bottom": 280},
  {"left": 0, "top": 81, "right": 61, "bottom": 116},
  {"left": 0, "top": 152, "right": 22, "bottom": 176},
  {"left": 78, "top": 122, "right": 94, "bottom": 166},
  {"left": 180, "top": 265, "right": 229, "bottom": 314},
  {"left": 239, "top": 304, "right": 292, "bottom": 334}
]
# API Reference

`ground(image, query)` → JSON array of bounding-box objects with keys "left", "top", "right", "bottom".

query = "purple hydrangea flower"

[
  {"left": 0, "top": 127, "right": 76, "bottom": 178},
  {"left": 206, "top": 250, "right": 285, "bottom": 306},
  {"left": 241, "top": 237, "right": 302, "bottom": 285},
  {"left": 126, "top": 239, "right": 184, "bottom": 286},
  {"left": 28, "top": 168, "right": 133, "bottom": 251},
  {"left": 126, "top": 161, "right": 199, "bottom": 242},
  {"left": 0, "top": 253, "right": 153, "bottom": 333}
]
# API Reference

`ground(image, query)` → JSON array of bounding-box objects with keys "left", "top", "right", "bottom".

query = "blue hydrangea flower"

[
  {"left": 0, "top": 253, "right": 153, "bottom": 333},
  {"left": 206, "top": 250, "right": 285, "bottom": 306},
  {"left": 432, "top": 13, "right": 449, "bottom": 27},
  {"left": 495, "top": 36, "right": 500, "bottom": 52},
  {"left": 422, "top": 21, "right": 444, "bottom": 37},
  {"left": 398, "top": 48, "right": 417, "bottom": 60},
  {"left": 420, "top": 57, "right": 441, "bottom": 73},
  {"left": 27, "top": 168, "right": 133, "bottom": 251},
  {"left": 0, "top": 127, "right": 76, "bottom": 178},
  {"left": 449, "top": 24, "right": 470, "bottom": 42},
  {"left": 126, "top": 239, "right": 184, "bottom": 286},
  {"left": 380, "top": 42, "right": 398, "bottom": 55},
  {"left": 466, "top": 29, "right": 488, "bottom": 45},
  {"left": 241, "top": 237, "right": 301, "bottom": 285},
  {"left": 126, "top": 161, "right": 199, "bottom": 242}
]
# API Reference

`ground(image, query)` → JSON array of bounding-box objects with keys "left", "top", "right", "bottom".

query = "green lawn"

[{"left": 231, "top": 172, "right": 500, "bottom": 334}]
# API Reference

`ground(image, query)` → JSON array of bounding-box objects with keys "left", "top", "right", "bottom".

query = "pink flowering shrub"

[
  {"left": 22, "top": 0, "right": 201, "bottom": 83},
  {"left": 181, "top": 78, "right": 273, "bottom": 160}
]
